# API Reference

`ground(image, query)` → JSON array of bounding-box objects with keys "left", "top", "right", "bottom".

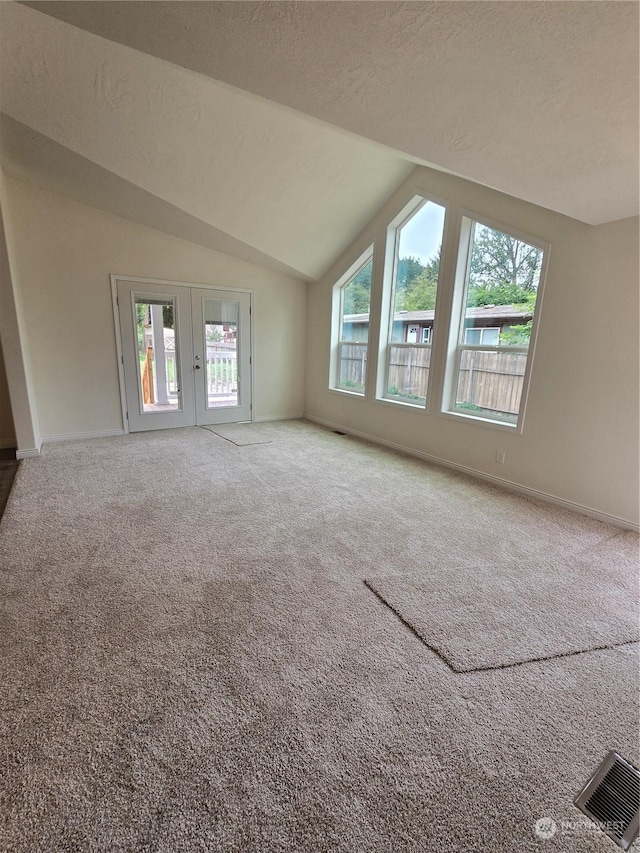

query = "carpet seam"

[
  {"left": 363, "top": 579, "right": 639, "bottom": 675},
  {"left": 570, "top": 528, "right": 629, "bottom": 562},
  {"left": 363, "top": 580, "right": 459, "bottom": 672},
  {"left": 460, "top": 639, "right": 640, "bottom": 674},
  {"left": 199, "top": 425, "right": 272, "bottom": 446}
]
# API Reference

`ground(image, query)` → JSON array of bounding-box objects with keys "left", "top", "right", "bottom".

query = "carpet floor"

[
  {"left": 0, "top": 447, "right": 19, "bottom": 522},
  {"left": 0, "top": 420, "right": 638, "bottom": 852},
  {"left": 200, "top": 424, "right": 273, "bottom": 446},
  {"left": 365, "top": 533, "right": 639, "bottom": 672}
]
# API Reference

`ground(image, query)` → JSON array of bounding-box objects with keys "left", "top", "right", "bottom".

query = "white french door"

[
  {"left": 190, "top": 287, "right": 252, "bottom": 426},
  {"left": 115, "top": 278, "right": 252, "bottom": 432}
]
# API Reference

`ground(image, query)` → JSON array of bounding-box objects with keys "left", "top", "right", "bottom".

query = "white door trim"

[{"left": 110, "top": 275, "right": 254, "bottom": 434}]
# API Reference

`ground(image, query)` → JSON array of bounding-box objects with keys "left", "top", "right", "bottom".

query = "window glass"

[
  {"left": 463, "top": 222, "right": 543, "bottom": 348},
  {"left": 464, "top": 327, "right": 500, "bottom": 346},
  {"left": 336, "top": 256, "right": 373, "bottom": 394},
  {"left": 451, "top": 221, "right": 544, "bottom": 424},
  {"left": 384, "top": 200, "right": 446, "bottom": 405}
]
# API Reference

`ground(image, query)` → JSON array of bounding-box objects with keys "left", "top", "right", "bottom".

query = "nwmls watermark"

[
  {"left": 534, "top": 818, "right": 557, "bottom": 840},
  {"left": 535, "top": 815, "right": 625, "bottom": 840}
]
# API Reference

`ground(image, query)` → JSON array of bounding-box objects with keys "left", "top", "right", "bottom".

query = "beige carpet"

[
  {"left": 201, "top": 423, "right": 273, "bottom": 445},
  {"left": 0, "top": 420, "right": 638, "bottom": 852},
  {"left": 365, "top": 534, "right": 639, "bottom": 672}
]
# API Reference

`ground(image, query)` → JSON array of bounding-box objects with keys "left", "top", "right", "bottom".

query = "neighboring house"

[{"left": 343, "top": 305, "right": 531, "bottom": 345}]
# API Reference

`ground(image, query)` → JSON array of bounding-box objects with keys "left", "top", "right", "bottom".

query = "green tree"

[
  {"left": 466, "top": 225, "right": 542, "bottom": 346},
  {"left": 162, "top": 305, "right": 174, "bottom": 329},
  {"left": 469, "top": 225, "right": 542, "bottom": 292},
  {"left": 343, "top": 260, "right": 373, "bottom": 314},
  {"left": 404, "top": 255, "right": 440, "bottom": 310},
  {"left": 393, "top": 256, "right": 425, "bottom": 311},
  {"left": 468, "top": 281, "right": 533, "bottom": 307},
  {"left": 498, "top": 291, "right": 537, "bottom": 345},
  {"left": 136, "top": 303, "right": 147, "bottom": 354},
  {"left": 396, "top": 256, "right": 425, "bottom": 288}
]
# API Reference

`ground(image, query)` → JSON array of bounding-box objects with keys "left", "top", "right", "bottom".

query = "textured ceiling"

[
  {"left": 0, "top": 116, "right": 311, "bottom": 280},
  {"left": 0, "top": 3, "right": 411, "bottom": 279},
  {"left": 23, "top": 0, "right": 640, "bottom": 225},
  {"left": 1, "top": 1, "right": 637, "bottom": 287}
]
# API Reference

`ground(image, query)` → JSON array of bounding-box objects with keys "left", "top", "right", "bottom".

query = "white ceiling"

[
  {"left": 0, "top": 3, "right": 411, "bottom": 280},
  {"left": 0, "top": 115, "right": 315, "bottom": 279},
  {"left": 1, "top": 1, "right": 638, "bottom": 279}
]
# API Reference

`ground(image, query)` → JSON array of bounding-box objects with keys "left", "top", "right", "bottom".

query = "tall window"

[
  {"left": 447, "top": 218, "right": 546, "bottom": 426},
  {"left": 381, "top": 198, "right": 446, "bottom": 406},
  {"left": 333, "top": 253, "right": 374, "bottom": 395}
]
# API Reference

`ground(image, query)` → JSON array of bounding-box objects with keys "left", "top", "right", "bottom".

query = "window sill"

[
  {"left": 438, "top": 408, "right": 522, "bottom": 434},
  {"left": 329, "top": 386, "right": 366, "bottom": 399},
  {"left": 375, "top": 395, "right": 427, "bottom": 412}
]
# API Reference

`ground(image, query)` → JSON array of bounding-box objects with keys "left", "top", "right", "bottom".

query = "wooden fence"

[
  {"left": 339, "top": 343, "right": 527, "bottom": 416},
  {"left": 338, "top": 343, "right": 368, "bottom": 391},
  {"left": 387, "top": 345, "right": 431, "bottom": 399},
  {"left": 456, "top": 349, "right": 526, "bottom": 415}
]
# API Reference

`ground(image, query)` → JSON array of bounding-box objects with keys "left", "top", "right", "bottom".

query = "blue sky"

[{"left": 397, "top": 201, "right": 446, "bottom": 265}]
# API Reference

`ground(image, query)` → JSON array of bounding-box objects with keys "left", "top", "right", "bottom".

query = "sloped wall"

[
  {"left": 305, "top": 166, "right": 640, "bottom": 528},
  {"left": 1, "top": 176, "right": 306, "bottom": 440},
  {"left": 0, "top": 341, "right": 15, "bottom": 448}
]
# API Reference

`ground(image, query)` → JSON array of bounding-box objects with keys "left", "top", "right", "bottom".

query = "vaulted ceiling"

[{"left": 1, "top": 1, "right": 638, "bottom": 280}]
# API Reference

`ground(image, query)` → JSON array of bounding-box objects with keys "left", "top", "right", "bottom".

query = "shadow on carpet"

[
  {"left": 201, "top": 424, "right": 273, "bottom": 445},
  {"left": 365, "top": 532, "right": 640, "bottom": 673}
]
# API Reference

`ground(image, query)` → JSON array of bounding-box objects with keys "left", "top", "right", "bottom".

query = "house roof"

[
  {"left": 1, "top": 2, "right": 637, "bottom": 280},
  {"left": 345, "top": 305, "right": 532, "bottom": 324}
]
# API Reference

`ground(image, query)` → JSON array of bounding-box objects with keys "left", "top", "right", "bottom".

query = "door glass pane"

[
  {"left": 135, "top": 298, "right": 181, "bottom": 414},
  {"left": 204, "top": 299, "right": 239, "bottom": 409}
]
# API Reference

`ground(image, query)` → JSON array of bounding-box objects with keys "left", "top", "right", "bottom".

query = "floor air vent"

[{"left": 574, "top": 751, "right": 640, "bottom": 850}]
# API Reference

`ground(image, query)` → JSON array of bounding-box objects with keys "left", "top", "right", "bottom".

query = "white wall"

[
  {"left": 1, "top": 176, "right": 307, "bottom": 440},
  {"left": 0, "top": 178, "right": 41, "bottom": 456},
  {"left": 0, "top": 341, "right": 16, "bottom": 448},
  {"left": 305, "top": 166, "right": 640, "bottom": 528}
]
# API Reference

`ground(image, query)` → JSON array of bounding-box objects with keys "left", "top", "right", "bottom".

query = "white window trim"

[
  {"left": 439, "top": 212, "right": 550, "bottom": 434},
  {"left": 329, "top": 246, "right": 374, "bottom": 397},
  {"left": 376, "top": 193, "right": 449, "bottom": 411}
]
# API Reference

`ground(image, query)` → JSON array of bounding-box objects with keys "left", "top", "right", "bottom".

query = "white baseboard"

[
  {"left": 16, "top": 446, "right": 41, "bottom": 459},
  {"left": 254, "top": 413, "right": 304, "bottom": 423},
  {"left": 305, "top": 414, "right": 639, "bottom": 533},
  {"left": 41, "top": 429, "right": 126, "bottom": 445}
]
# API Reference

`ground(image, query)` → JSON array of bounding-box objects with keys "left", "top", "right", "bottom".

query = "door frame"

[{"left": 110, "top": 275, "right": 254, "bottom": 434}]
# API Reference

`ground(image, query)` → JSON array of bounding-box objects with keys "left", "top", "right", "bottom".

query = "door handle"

[{"left": 194, "top": 364, "right": 201, "bottom": 370}]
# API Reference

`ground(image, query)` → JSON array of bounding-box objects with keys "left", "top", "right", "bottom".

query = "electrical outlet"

[{"left": 496, "top": 450, "right": 506, "bottom": 464}]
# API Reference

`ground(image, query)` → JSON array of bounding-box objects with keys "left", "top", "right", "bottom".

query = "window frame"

[
  {"left": 329, "top": 246, "right": 375, "bottom": 397},
  {"left": 440, "top": 211, "right": 550, "bottom": 433},
  {"left": 464, "top": 326, "right": 501, "bottom": 346},
  {"left": 376, "top": 193, "right": 449, "bottom": 411}
]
